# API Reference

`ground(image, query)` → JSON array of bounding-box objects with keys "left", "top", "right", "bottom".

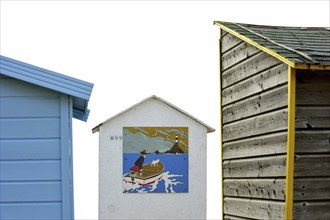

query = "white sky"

[{"left": 1, "top": 1, "right": 329, "bottom": 219}]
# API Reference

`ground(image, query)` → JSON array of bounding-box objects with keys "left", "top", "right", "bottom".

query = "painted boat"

[{"left": 123, "top": 161, "right": 164, "bottom": 186}]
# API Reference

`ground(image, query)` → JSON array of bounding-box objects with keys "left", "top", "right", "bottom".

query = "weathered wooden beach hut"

[
  {"left": 0, "top": 55, "right": 93, "bottom": 219},
  {"left": 214, "top": 21, "right": 330, "bottom": 219}
]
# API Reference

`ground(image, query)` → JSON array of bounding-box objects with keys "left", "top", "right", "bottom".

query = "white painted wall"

[{"left": 97, "top": 98, "right": 209, "bottom": 219}]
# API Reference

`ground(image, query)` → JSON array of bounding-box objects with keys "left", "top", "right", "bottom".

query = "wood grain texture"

[
  {"left": 294, "top": 178, "right": 330, "bottom": 201},
  {"left": 224, "top": 197, "right": 285, "bottom": 219},
  {"left": 294, "top": 154, "right": 330, "bottom": 177},
  {"left": 222, "top": 63, "right": 288, "bottom": 106},
  {"left": 295, "top": 107, "right": 330, "bottom": 129},
  {"left": 295, "top": 131, "right": 330, "bottom": 153},
  {"left": 223, "top": 132, "right": 287, "bottom": 160},
  {"left": 223, "top": 155, "right": 286, "bottom": 178},
  {"left": 293, "top": 201, "right": 330, "bottom": 220}
]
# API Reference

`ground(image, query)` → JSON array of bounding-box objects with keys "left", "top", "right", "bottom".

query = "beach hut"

[
  {"left": 214, "top": 21, "right": 330, "bottom": 219},
  {"left": 0, "top": 55, "right": 93, "bottom": 219},
  {"left": 92, "top": 95, "right": 214, "bottom": 220}
]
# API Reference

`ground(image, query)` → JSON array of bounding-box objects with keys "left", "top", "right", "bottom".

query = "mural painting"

[{"left": 122, "top": 127, "right": 188, "bottom": 193}]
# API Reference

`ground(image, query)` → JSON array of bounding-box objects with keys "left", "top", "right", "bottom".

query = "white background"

[{"left": 1, "top": 1, "right": 329, "bottom": 219}]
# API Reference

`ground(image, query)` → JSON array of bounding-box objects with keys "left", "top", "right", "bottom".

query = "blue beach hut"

[{"left": 0, "top": 55, "right": 93, "bottom": 219}]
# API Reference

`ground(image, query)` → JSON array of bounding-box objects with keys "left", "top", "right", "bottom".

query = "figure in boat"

[{"left": 130, "top": 150, "right": 147, "bottom": 175}]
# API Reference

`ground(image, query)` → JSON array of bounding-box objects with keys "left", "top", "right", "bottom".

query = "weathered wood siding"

[
  {"left": 220, "top": 31, "right": 288, "bottom": 219},
  {"left": 0, "top": 75, "right": 74, "bottom": 219},
  {"left": 293, "top": 70, "right": 330, "bottom": 220}
]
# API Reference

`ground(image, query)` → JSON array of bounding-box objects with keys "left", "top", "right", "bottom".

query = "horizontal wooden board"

[
  {"left": 294, "top": 154, "right": 330, "bottom": 177},
  {"left": 296, "top": 83, "right": 330, "bottom": 105},
  {"left": 296, "top": 107, "right": 330, "bottom": 129},
  {"left": 0, "top": 202, "right": 62, "bottom": 220},
  {"left": 223, "top": 155, "right": 286, "bottom": 178},
  {"left": 222, "top": 85, "right": 287, "bottom": 124},
  {"left": 0, "top": 78, "right": 58, "bottom": 97},
  {"left": 293, "top": 201, "right": 330, "bottom": 220},
  {"left": 223, "top": 132, "right": 287, "bottom": 160},
  {"left": 295, "top": 130, "right": 330, "bottom": 153},
  {"left": 221, "top": 42, "right": 260, "bottom": 71},
  {"left": 294, "top": 178, "right": 330, "bottom": 201},
  {"left": 224, "top": 178, "right": 285, "bottom": 200},
  {"left": 0, "top": 160, "right": 61, "bottom": 181},
  {"left": 222, "top": 109, "right": 287, "bottom": 142},
  {"left": 224, "top": 215, "right": 251, "bottom": 220},
  {"left": 221, "top": 52, "right": 282, "bottom": 89},
  {"left": 222, "top": 63, "right": 288, "bottom": 106},
  {"left": 0, "top": 139, "right": 61, "bottom": 160},
  {"left": 224, "top": 197, "right": 285, "bottom": 219},
  {"left": 221, "top": 31, "right": 242, "bottom": 53},
  {"left": 0, "top": 118, "right": 60, "bottom": 139},
  {"left": 0, "top": 97, "right": 60, "bottom": 118},
  {"left": 0, "top": 181, "right": 62, "bottom": 202}
]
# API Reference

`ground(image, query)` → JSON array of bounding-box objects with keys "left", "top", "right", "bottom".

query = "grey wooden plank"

[
  {"left": 224, "top": 197, "right": 285, "bottom": 219},
  {"left": 224, "top": 178, "right": 286, "bottom": 200},
  {"left": 223, "top": 155, "right": 287, "bottom": 178},
  {"left": 296, "top": 107, "right": 330, "bottom": 129},
  {"left": 294, "top": 154, "right": 330, "bottom": 177},
  {"left": 221, "top": 42, "right": 260, "bottom": 71},
  {"left": 222, "top": 63, "right": 288, "bottom": 106},
  {"left": 222, "top": 109, "right": 287, "bottom": 142},
  {"left": 221, "top": 31, "right": 243, "bottom": 54},
  {"left": 293, "top": 201, "right": 330, "bottom": 220},
  {"left": 221, "top": 51, "right": 282, "bottom": 89},
  {"left": 223, "top": 132, "right": 287, "bottom": 160},
  {"left": 295, "top": 131, "right": 330, "bottom": 153},
  {"left": 222, "top": 85, "right": 287, "bottom": 124},
  {"left": 294, "top": 178, "right": 330, "bottom": 201},
  {"left": 224, "top": 215, "right": 252, "bottom": 220},
  {"left": 296, "top": 83, "right": 330, "bottom": 105}
]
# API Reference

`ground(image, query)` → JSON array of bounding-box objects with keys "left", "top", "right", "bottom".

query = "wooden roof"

[
  {"left": 0, "top": 55, "right": 93, "bottom": 121},
  {"left": 214, "top": 21, "right": 330, "bottom": 69}
]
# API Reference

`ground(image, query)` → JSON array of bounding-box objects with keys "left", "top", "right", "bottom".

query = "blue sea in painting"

[{"left": 123, "top": 153, "right": 188, "bottom": 193}]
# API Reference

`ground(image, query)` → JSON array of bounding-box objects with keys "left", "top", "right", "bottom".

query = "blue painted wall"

[{"left": 0, "top": 75, "right": 74, "bottom": 219}]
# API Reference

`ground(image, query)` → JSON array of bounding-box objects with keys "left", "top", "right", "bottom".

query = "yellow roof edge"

[
  {"left": 214, "top": 21, "right": 295, "bottom": 67},
  {"left": 294, "top": 63, "right": 330, "bottom": 70}
]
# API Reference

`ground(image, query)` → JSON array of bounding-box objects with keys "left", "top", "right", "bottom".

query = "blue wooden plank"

[
  {"left": 0, "top": 139, "right": 61, "bottom": 160},
  {"left": 0, "top": 78, "right": 59, "bottom": 97},
  {"left": 0, "top": 181, "right": 62, "bottom": 202},
  {"left": 0, "top": 203, "right": 62, "bottom": 220},
  {"left": 0, "top": 97, "right": 60, "bottom": 118},
  {"left": 0, "top": 160, "right": 61, "bottom": 181},
  {"left": 0, "top": 118, "right": 60, "bottom": 139}
]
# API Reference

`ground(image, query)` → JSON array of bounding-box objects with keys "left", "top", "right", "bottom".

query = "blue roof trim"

[{"left": 0, "top": 55, "right": 93, "bottom": 121}]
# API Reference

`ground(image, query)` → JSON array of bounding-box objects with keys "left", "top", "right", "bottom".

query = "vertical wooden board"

[
  {"left": 295, "top": 131, "right": 330, "bottom": 153},
  {"left": 0, "top": 203, "right": 62, "bottom": 220},
  {"left": 0, "top": 97, "right": 60, "bottom": 118},
  {"left": 294, "top": 154, "right": 330, "bottom": 177},
  {"left": 0, "top": 161, "right": 61, "bottom": 181},
  {"left": 222, "top": 109, "right": 287, "bottom": 142},
  {"left": 223, "top": 132, "right": 287, "bottom": 160},
  {"left": 0, "top": 118, "right": 60, "bottom": 139},
  {"left": 224, "top": 178, "right": 286, "bottom": 200},
  {"left": 0, "top": 181, "right": 62, "bottom": 202},
  {"left": 224, "top": 197, "right": 285, "bottom": 219},
  {"left": 221, "top": 52, "right": 282, "bottom": 89},
  {"left": 294, "top": 178, "right": 330, "bottom": 201},
  {"left": 222, "top": 85, "right": 288, "bottom": 124},
  {"left": 221, "top": 42, "right": 260, "bottom": 71},
  {"left": 295, "top": 107, "right": 330, "bottom": 129},
  {"left": 0, "top": 139, "right": 61, "bottom": 160},
  {"left": 222, "top": 63, "right": 288, "bottom": 106},
  {"left": 223, "top": 155, "right": 287, "bottom": 178},
  {"left": 293, "top": 201, "right": 330, "bottom": 220}
]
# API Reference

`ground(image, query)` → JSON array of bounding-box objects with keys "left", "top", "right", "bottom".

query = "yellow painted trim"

[
  {"left": 294, "top": 63, "right": 330, "bottom": 70},
  {"left": 285, "top": 66, "right": 296, "bottom": 220},
  {"left": 214, "top": 22, "right": 330, "bottom": 71},
  {"left": 219, "top": 30, "right": 225, "bottom": 220}
]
